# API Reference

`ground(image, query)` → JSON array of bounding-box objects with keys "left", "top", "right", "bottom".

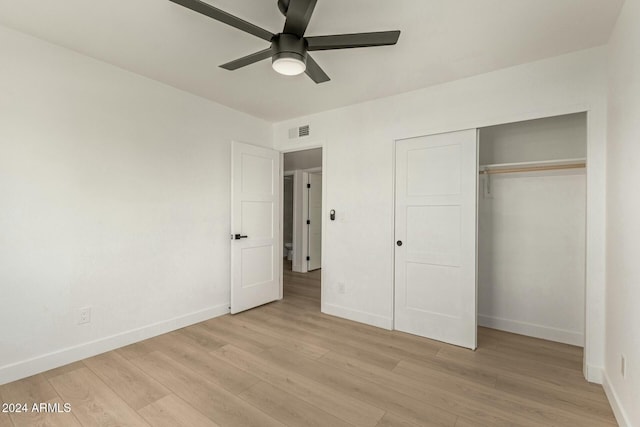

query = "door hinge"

[
  {"left": 306, "top": 219, "right": 311, "bottom": 225},
  {"left": 307, "top": 183, "right": 311, "bottom": 188},
  {"left": 306, "top": 256, "right": 310, "bottom": 261}
]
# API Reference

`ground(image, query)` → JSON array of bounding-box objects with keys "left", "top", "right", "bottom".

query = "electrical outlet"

[
  {"left": 338, "top": 282, "right": 346, "bottom": 294},
  {"left": 78, "top": 307, "right": 92, "bottom": 325},
  {"left": 621, "top": 354, "right": 626, "bottom": 378}
]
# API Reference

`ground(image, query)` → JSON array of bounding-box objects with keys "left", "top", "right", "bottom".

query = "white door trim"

[{"left": 279, "top": 143, "right": 327, "bottom": 311}]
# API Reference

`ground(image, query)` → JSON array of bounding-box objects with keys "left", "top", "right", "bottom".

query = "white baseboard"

[
  {"left": 602, "top": 371, "right": 631, "bottom": 427},
  {"left": 322, "top": 303, "right": 393, "bottom": 330},
  {"left": 585, "top": 364, "right": 604, "bottom": 384},
  {"left": 0, "top": 303, "right": 230, "bottom": 386},
  {"left": 478, "top": 314, "right": 584, "bottom": 346}
]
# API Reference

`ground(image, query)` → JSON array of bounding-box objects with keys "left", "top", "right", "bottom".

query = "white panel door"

[
  {"left": 307, "top": 172, "right": 322, "bottom": 271},
  {"left": 394, "top": 129, "right": 478, "bottom": 349},
  {"left": 230, "top": 141, "right": 280, "bottom": 314}
]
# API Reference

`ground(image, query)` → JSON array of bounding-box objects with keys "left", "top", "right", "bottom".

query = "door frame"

[
  {"left": 392, "top": 107, "right": 599, "bottom": 382},
  {"left": 279, "top": 145, "right": 326, "bottom": 308}
]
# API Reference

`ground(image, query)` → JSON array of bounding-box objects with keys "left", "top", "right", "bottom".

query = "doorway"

[{"left": 282, "top": 148, "right": 323, "bottom": 310}]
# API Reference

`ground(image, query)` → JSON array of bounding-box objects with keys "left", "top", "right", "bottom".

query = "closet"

[{"left": 477, "top": 113, "right": 587, "bottom": 346}]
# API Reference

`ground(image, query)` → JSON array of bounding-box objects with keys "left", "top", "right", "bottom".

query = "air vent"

[
  {"left": 288, "top": 125, "right": 311, "bottom": 139},
  {"left": 298, "top": 125, "right": 310, "bottom": 137}
]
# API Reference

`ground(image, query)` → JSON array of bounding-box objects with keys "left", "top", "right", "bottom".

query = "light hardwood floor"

[{"left": 1, "top": 261, "right": 616, "bottom": 426}]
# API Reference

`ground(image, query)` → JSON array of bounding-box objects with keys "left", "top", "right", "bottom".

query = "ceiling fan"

[{"left": 168, "top": 0, "right": 401, "bottom": 83}]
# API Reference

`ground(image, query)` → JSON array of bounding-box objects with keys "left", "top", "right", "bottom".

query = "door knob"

[
  {"left": 234, "top": 234, "right": 248, "bottom": 240},
  {"left": 396, "top": 240, "right": 403, "bottom": 246}
]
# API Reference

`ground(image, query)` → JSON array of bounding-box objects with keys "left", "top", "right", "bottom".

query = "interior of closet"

[{"left": 477, "top": 113, "right": 587, "bottom": 346}]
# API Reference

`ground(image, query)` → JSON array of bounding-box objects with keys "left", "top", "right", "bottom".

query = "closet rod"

[{"left": 479, "top": 162, "right": 586, "bottom": 175}]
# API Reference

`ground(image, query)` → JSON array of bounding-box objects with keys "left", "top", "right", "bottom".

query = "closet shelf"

[{"left": 479, "top": 158, "right": 586, "bottom": 175}]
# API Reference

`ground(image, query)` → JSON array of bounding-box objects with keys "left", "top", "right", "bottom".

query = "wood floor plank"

[
  {"left": 173, "top": 325, "right": 226, "bottom": 352},
  {"left": 258, "top": 303, "right": 443, "bottom": 363},
  {"left": 239, "top": 308, "right": 401, "bottom": 370},
  {"left": 213, "top": 314, "right": 330, "bottom": 359},
  {"left": 48, "top": 367, "right": 149, "bottom": 426},
  {"left": 146, "top": 331, "right": 260, "bottom": 395},
  {"left": 435, "top": 346, "right": 600, "bottom": 392},
  {"left": 396, "top": 361, "right": 615, "bottom": 426},
  {"left": 282, "top": 281, "right": 320, "bottom": 299},
  {"left": 495, "top": 372, "right": 616, "bottom": 422},
  {"left": 212, "top": 344, "right": 385, "bottom": 427},
  {"left": 137, "top": 394, "right": 219, "bottom": 427},
  {"left": 453, "top": 416, "right": 498, "bottom": 427},
  {"left": 260, "top": 346, "right": 458, "bottom": 427},
  {"left": 0, "top": 374, "right": 57, "bottom": 405},
  {"left": 0, "top": 412, "right": 13, "bottom": 427},
  {"left": 183, "top": 322, "right": 267, "bottom": 354},
  {"left": 393, "top": 358, "right": 498, "bottom": 389},
  {"left": 375, "top": 412, "right": 424, "bottom": 427},
  {"left": 82, "top": 351, "right": 171, "bottom": 410},
  {"left": 320, "top": 349, "right": 610, "bottom": 427},
  {"left": 116, "top": 339, "right": 158, "bottom": 361},
  {"left": 238, "top": 381, "right": 353, "bottom": 427},
  {"left": 42, "top": 362, "right": 86, "bottom": 380},
  {"left": 275, "top": 293, "right": 447, "bottom": 352},
  {"left": 319, "top": 351, "right": 540, "bottom": 427},
  {"left": 478, "top": 326, "right": 583, "bottom": 359},
  {"left": 201, "top": 316, "right": 283, "bottom": 350},
  {"left": 475, "top": 340, "right": 583, "bottom": 372},
  {"left": 130, "top": 351, "right": 284, "bottom": 427}
]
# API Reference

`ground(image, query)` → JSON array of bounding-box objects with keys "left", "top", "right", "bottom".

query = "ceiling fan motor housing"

[
  {"left": 272, "top": 33, "right": 308, "bottom": 65},
  {"left": 168, "top": 0, "right": 400, "bottom": 83},
  {"left": 277, "top": 0, "right": 290, "bottom": 15}
]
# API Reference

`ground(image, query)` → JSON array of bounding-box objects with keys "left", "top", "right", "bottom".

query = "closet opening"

[{"left": 477, "top": 112, "right": 587, "bottom": 347}]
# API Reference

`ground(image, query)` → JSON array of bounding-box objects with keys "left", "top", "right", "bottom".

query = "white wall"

[
  {"left": 273, "top": 47, "right": 608, "bottom": 382},
  {"left": 284, "top": 147, "right": 322, "bottom": 171},
  {"left": 479, "top": 113, "right": 587, "bottom": 165},
  {"left": 604, "top": 0, "right": 640, "bottom": 425},
  {"left": 0, "top": 25, "right": 272, "bottom": 384},
  {"left": 478, "top": 171, "right": 586, "bottom": 345}
]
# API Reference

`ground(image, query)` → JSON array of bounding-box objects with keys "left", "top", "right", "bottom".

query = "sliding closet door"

[{"left": 394, "top": 129, "right": 478, "bottom": 349}]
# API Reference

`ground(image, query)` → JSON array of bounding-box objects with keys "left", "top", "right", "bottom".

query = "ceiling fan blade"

[
  {"left": 220, "top": 48, "right": 273, "bottom": 70},
  {"left": 305, "top": 54, "right": 330, "bottom": 84},
  {"left": 283, "top": 0, "right": 317, "bottom": 37},
  {"left": 169, "top": 0, "right": 274, "bottom": 42},
  {"left": 306, "top": 31, "right": 400, "bottom": 51}
]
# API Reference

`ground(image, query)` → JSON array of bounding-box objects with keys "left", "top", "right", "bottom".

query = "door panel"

[
  {"left": 231, "top": 142, "right": 280, "bottom": 314},
  {"left": 307, "top": 172, "right": 322, "bottom": 271},
  {"left": 394, "top": 129, "right": 478, "bottom": 349}
]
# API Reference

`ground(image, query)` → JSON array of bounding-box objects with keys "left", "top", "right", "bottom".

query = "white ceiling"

[{"left": 0, "top": 0, "right": 623, "bottom": 122}]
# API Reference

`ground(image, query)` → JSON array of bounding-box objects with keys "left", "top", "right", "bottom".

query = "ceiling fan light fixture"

[
  {"left": 169, "top": 0, "right": 400, "bottom": 84},
  {"left": 272, "top": 52, "right": 306, "bottom": 76}
]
